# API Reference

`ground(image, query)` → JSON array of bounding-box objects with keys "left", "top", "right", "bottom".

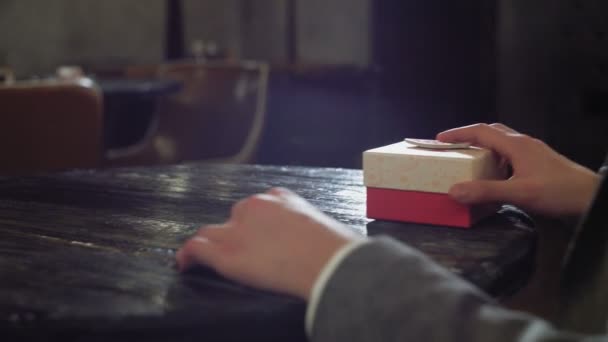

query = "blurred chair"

[
  {"left": 0, "top": 67, "right": 15, "bottom": 85},
  {"left": 0, "top": 79, "right": 103, "bottom": 175},
  {"left": 104, "top": 61, "right": 269, "bottom": 166}
]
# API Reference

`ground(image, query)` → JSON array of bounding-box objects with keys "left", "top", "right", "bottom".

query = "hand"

[
  {"left": 437, "top": 123, "right": 600, "bottom": 218},
  {"left": 176, "top": 188, "right": 364, "bottom": 300}
]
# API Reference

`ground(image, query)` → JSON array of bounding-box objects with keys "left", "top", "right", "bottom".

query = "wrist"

[
  {"left": 304, "top": 238, "right": 370, "bottom": 336},
  {"left": 295, "top": 236, "right": 354, "bottom": 300},
  {"left": 573, "top": 169, "right": 601, "bottom": 216}
]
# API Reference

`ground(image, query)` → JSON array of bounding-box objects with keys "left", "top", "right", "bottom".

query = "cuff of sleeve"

[{"left": 305, "top": 238, "right": 370, "bottom": 336}]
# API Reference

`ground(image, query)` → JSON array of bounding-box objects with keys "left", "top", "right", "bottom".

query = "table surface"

[{"left": 0, "top": 164, "right": 536, "bottom": 341}]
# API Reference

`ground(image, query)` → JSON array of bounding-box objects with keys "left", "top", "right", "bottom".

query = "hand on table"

[
  {"left": 176, "top": 187, "right": 364, "bottom": 300},
  {"left": 437, "top": 123, "right": 600, "bottom": 218}
]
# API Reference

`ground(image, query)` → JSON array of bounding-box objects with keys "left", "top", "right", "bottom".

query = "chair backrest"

[
  {"left": 121, "top": 61, "right": 269, "bottom": 165},
  {"left": 0, "top": 67, "right": 15, "bottom": 85},
  {"left": 0, "top": 79, "right": 103, "bottom": 175}
]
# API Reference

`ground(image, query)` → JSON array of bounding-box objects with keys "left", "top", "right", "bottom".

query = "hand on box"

[
  {"left": 437, "top": 123, "right": 600, "bottom": 218},
  {"left": 176, "top": 187, "right": 363, "bottom": 300}
]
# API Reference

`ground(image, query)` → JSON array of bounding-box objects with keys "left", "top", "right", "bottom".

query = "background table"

[{"left": 0, "top": 164, "right": 536, "bottom": 341}]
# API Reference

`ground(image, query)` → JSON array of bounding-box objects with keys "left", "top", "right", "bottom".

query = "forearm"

[{"left": 310, "top": 237, "right": 603, "bottom": 342}]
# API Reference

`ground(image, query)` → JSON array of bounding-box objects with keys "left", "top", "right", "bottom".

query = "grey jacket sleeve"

[{"left": 311, "top": 237, "right": 606, "bottom": 342}]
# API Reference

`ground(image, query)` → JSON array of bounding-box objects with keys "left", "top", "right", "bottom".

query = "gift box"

[{"left": 363, "top": 141, "right": 505, "bottom": 228}]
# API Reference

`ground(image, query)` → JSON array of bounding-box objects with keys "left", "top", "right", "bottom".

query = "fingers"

[
  {"left": 178, "top": 188, "right": 301, "bottom": 272},
  {"left": 267, "top": 187, "right": 294, "bottom": 197},
  {"left": 489, "top": 123, "right": 518, "bottom": 134},
  {"left": 487, "top": 124, "right": 515, "bottom": 171},
  {"left": 233, "top": 188, "right": 296, "bottom": 218},
  {"left": 177, "top": 224, "right": 230, "bottom": 271},
  {"left": 176, "top": 236, "right": 221, "bottom": 272},
  {"left": 231, "top": 194, "right": 275, "bottom": 222},
  {"left": 489, "top": 124, "right": 519, "bottom": 170},
  {"left": 230, "top": 198, "right": 248, "bottom": 222},
  {"left": 448, "top": 179, "right": 533, "bottom": 206},
  {"left": 436, "top": 123, "right": 519, "bottom": 159},
  {"left": 195, "top": 224, "right": 229, "bottom": 241}
]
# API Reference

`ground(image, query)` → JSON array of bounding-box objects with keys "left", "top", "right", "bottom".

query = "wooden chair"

[
  {"left": 0, "top": 79, "right": 103, "bottom": 175},
  {"left": 104, "top": 61, "right": 269, "bottom": 167},
  {"left": 0, "top": 67, "right": 15, "bottom": 84}
]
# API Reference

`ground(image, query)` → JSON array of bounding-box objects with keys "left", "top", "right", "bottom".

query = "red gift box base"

[{"left": 367, "top": 187, "right": 491, "bottom": 228}]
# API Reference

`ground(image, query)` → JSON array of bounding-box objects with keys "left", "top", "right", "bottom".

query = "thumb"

[{"left": 449, "top": 180, "right": 524, "bottom": 205}]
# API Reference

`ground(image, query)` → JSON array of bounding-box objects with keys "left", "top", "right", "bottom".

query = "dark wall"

[
  {"left": 372, "top": 0, "right": 498, "bottom": 138},
  {"left": 259, "top": 1, "right": 498, "bottom": 168},
  {"left": 498, "top": 0, "right": 608, "bottom": 169},
  {"left": 258, "top": 67, "right": 384, "bottom": 168}
]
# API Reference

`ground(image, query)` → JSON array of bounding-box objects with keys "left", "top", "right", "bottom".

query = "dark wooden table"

[{"left": 0, "top": 164, "right": 536, "bottom": 341}]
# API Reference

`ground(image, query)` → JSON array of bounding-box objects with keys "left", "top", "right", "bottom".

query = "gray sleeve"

[{"left": 311, "top": 237, "right": 606, "bottom": 342}]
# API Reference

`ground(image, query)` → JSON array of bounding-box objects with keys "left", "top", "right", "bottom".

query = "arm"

[
  {"left": 311, "top": 237, "right": 604, "bottom": 342},
  {"left": 176, "top": 123, "right": 604, "bottom": 341},
  {"left": 175, "top": 187, "right": 606, "bottom": 341}
]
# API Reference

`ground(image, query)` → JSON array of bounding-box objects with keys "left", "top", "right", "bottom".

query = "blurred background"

[{"left": 0, "top": 0, "right": 606, "bottom": 175}]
